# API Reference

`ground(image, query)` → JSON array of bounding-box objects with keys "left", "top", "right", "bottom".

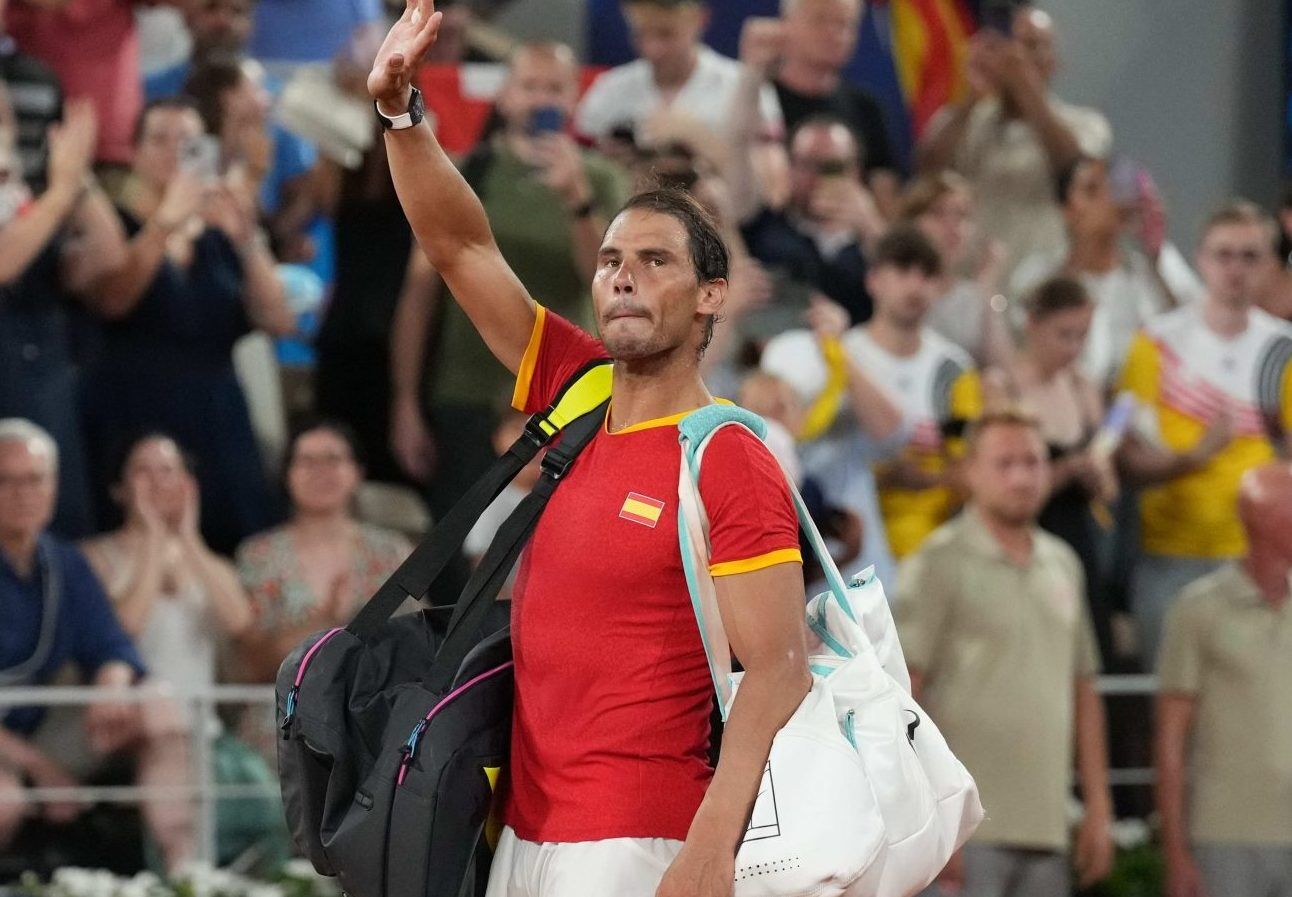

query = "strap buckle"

[
  {"left": 522, "top": 414, "right": 554, "bottom": 448},
  {"left": 540, "top": 444, "right": 577, "bottom": 480}
]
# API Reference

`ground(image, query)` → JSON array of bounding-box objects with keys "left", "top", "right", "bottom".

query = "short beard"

[{"left": 601, "top": 331, "right": 674, "bottom": 364}]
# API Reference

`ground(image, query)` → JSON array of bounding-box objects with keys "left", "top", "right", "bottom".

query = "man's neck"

[
  {"left": 866, "top": 318, "right": 922, "bottom": 358},
  {"left": 605, "top": 354, "right": 712, "bottom": 433},
  {"left": 776, "top": 57, "right": 841, "bottom": 96},
  {"left": 1242, "top": 552, "right": 1291, "bottom": 610},
  {"left": 1202, "top": 296, "right": 1250, "bottom": 339},
  {"left": 0, "top": 531, "right": 40, "bottom": 578},
  {"left": 973, "top": 505, "right": 1034, "bottom": 566},
  {"left": 1067, "top": 233, "right": 1120, "bottom": 274},
  {"left": 291, "top": 512, "right": 355, "bottom": 542},
  {"left": 653, "top": 47, "right": 701, "bottom": 93}
]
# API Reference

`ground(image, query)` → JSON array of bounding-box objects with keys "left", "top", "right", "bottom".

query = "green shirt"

[
  {"left": 430, "top": 141, "right": 629, "bottom": 408},
  {"left": 895, "top": 509, "right": 1100, "bottom": 851},
  {"left": 1158, "top": 563, "right": 1292, "bottom": 845}
]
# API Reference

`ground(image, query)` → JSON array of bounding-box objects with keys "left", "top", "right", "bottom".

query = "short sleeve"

[
  {"left": 511, "top": 305, "right": 610, "bottom": 414},
  {"left": 699, "top": 426, "right": 802, "bottom": 577},
  {"left": 1118, "top": 331, "right": 1161, "bottom": 404},
  {"left": 1069, "top": 560, "right": 1101, "bottom": 678},
  {"left": 573, "top": 73, "right": 619, "bottom": 140},
  {"left": 1158, "top": 592, "right": 1205, "bottom": 693},
  {"left": 893, "top": 547, "right": 954, "bottom": 674}
]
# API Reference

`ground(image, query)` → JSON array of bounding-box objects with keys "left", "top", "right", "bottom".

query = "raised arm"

[{"left": 368, "top": 0, "right": 536, "bottom": 374}]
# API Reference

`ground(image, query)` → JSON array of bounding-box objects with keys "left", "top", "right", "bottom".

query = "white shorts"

[{"left": 484, "top": 826, "right": 684, "bottom": 897}]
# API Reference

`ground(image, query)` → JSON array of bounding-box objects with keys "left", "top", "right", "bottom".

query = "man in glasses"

[
  {"left": 741, "top": 114, "right": 885, "bottom": 325},
  {"left": 1118, "top": 201, "right": 1292, "bottom": 665}
]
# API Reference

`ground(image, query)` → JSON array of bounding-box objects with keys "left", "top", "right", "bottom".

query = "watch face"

[{"left": 409, "top": 88, "right": 426, "bottom": 122}]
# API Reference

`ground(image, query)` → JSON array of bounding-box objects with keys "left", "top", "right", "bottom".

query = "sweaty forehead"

[{"left": 601, "top": 209, "right": 690, "bottom": 253}]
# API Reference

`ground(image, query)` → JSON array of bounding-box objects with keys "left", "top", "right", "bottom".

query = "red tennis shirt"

[{"left": 498, "top": 305, "right": 802, "bottom": 843}]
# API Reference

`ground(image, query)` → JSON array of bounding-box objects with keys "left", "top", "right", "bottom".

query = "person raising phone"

[
  {"left": 372, "top": 4, "right": 814, "bottom": 896},
  {"left": 388, "top": 41, "right": 629, "bottom": 518}
]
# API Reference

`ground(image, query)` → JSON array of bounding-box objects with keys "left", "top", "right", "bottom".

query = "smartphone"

[
  {"left": 1090, "top": 392, "right": 1138, "bottom": 460},
  {"left": 1107, "top": 156, "right": 1144, "bottom": 208},
  {"left": 179, "top": 134, "right": 221, "bottom": 183},
  {"left": 528, "top": 106, "right": 566, "bottom": 137},
  {"left": 979, "top": 0, "right": 1016, "bottom": 34}
]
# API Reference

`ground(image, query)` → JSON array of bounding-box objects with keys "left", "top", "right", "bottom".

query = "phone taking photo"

[
  {"left": 179, "top": 134, "right": 221, "bottom": 183},
  {"left": 528, "top": 106, "right": 566, "bottom": 137}
]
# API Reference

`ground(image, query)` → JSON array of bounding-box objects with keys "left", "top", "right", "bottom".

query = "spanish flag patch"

[{"left": 619, "top": 492, "right": 666, "bottom": 528}]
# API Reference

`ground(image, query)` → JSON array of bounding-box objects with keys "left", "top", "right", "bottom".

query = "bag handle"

[
  {"left": 676, "top": 407, "right": 863, "bottom": 718},
  {"left": 347, "top": 361, "right": 613, "bottom": 643}
]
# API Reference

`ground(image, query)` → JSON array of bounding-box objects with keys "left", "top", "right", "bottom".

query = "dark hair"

[
  {"left": 110, "top": 430, "right": 196, "bottom": 485},
  {"left": 622, "top": 0, "right": 705, "bottom": 8},
  {"left": 132, "top": 96, "right": 203, "bottom": 145},
  {"left": 1024, "top": 274, "right": 1092, "bottom": 319},
  {"left": 617, "top": 188, "right": 729, "bottom": 356},
  {"left": 1052, "top": 155, "right": 1099, "bottom": 205},
  {"left": 965, "top": 409, "right": 1043, "bottom": 455},
  {"left": 284, "top": 418, "right": 366, "bottom": 472},
  {"left": 870, "top": 225, "right": 942, "bottom": 278},
  {"left": 1202, "top": 199, "right": 1280, "bottom": 251},
  {"left": 183, "top": 57, "right": 246, "bottom": 137}
]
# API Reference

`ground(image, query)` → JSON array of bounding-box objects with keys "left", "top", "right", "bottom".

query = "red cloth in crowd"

[{"left": 6, "top": 0, "right": 141, "bottom": 165}]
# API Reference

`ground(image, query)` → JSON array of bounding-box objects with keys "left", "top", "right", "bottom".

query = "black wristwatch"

[{"left": 375, "top": 86, "right": 426, "bottom": 131}]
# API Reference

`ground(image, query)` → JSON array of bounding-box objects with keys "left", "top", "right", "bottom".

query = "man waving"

[{"left": 369, "top": 4, "right": 812, "bottom": 896}]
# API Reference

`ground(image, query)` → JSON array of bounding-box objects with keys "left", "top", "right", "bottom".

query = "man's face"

[
  {"left": 1197, "top": 222, "right": 1276, "bottom": 311},
  {"left": 623, "top": 2, "right": 708, "bottom": 76},
  {"left": 592, "top": 209, "right": 724, "bottom": 361},
  {"left": 788, "top": 122, "right": 860, "bottom": 215},
  {"left": 915, "top": 188, "right": 973, "bottom": 268},
  {"left": 186, "top": 0, "right": 255, "bottom": 58},
  {"left": 1064, "top": 159, "right": 1120, "bottom": 240},
  {"left": 0, "top": 440, "right": 56, "bottom": 541},
  {"left": 967, "top": 424, "right": 1050, "bottom": 526},
  {"left": 1011, "top": 7, "right": 1057, "bottom": 84},
  {"left": 133, "top": 106, "right": 205, "bottom": 190},
  {"left": 783, "top": 0, "right": 862, "bottom": 73},
  {"left": 867, "top": 263, "right": 936, "bottom": 329},
  {"left": 496, "top": 49, "right": 579, "bottom": 132}
]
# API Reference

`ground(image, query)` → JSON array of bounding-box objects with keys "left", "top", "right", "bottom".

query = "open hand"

[
  {"left": 368, "top": 0, "right": 444, "bottom": 114},
  {"left": 738, "top": 17, "right": 786, "bottom": 77},
  {"left": 47, "top": 99, "right": 98, "bottom": 194}
]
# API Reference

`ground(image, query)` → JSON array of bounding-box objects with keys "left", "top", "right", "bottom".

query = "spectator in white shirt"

[{"left": 574, "top": 0, "right": 783, "bottom": 144}]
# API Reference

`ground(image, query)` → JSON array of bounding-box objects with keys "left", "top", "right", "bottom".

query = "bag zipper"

[
  {"left": 396, "top": 661, "right": 514, "bottom": 785},
  {"left": 280, "top": 627, "right": 345, "bottom": 737}
]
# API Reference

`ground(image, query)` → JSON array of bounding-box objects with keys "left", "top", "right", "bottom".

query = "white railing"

[
  {"left": 0, "top": 684, "right": 278, "bottom": 864},
  {"left": 0, "top": 674, "right": 1163, "bottom": 863}
]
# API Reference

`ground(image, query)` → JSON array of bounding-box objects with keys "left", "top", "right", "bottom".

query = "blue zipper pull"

[{"left": 280, "top": 686, "right": 300, "bottom": 738}]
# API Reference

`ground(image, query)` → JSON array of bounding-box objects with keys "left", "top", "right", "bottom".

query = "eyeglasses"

[{"left": 291, "top": 452, "right": 354, "bottom": 469}]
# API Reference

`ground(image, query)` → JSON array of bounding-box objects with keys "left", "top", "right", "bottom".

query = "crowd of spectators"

[{"left": 1, "top": 0, "right": 1290, "bottom": 891}]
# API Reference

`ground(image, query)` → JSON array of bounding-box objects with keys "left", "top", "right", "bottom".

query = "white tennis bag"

[{"left": 677, "top": 406, "right": 984, "bottom": 897}]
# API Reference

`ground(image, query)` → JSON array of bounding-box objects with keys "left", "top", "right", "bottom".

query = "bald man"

[{"left": 1155, "top": 463, "right": 1292, "bottom": 897}]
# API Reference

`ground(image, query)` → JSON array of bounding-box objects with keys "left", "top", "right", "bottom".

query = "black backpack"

[{"left": 276, "top": 362, "right": 612, "bottom": 897}]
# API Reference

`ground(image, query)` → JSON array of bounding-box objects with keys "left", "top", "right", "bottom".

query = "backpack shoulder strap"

[{"left": 347, "top": 361, "right": 613, "bottom": 642}]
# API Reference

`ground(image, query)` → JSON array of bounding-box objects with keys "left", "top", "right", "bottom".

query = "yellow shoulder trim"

[
  {"left": 511, "top": 304, "right": 547, "bottom": 412},
  {"left": 710, "top": 547, "right": 803, "bottom": 577}
]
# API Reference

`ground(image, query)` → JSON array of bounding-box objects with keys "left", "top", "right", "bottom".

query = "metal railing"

[
  {"left": 0, "top": 683, "right": 278, "bottom": 864},
  {"left": 0, "top": 674, "right": 1164, "bottom": 864}
]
